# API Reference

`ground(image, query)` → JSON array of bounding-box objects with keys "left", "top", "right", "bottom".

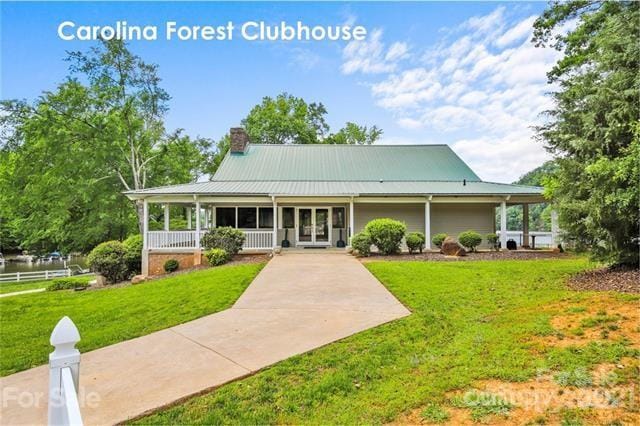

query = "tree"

[
  {"left": 533, "top": 1, "right": 639, "bottom": 266},
  {"left": 242, "top": 93, "right": 329, "bottom": 144},
  {"left": 0, "top": 40, "right": 211, "bottom": 252},
  {"left": 241, "top": 92, "right": 383, "bottom": 146},
  {"left": 325, "top": 122, "right": 382, "bottom": 145}
]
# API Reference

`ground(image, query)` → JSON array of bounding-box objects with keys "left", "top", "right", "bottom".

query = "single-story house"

[{"left": 125, "top": 128, "right": 552, "bottom": 275}]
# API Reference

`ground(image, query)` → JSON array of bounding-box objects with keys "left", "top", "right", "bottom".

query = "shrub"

[
  {"left": 364, "top": 218, "right": 407, "bottom": 255},
  {"left": 406, "top": 232, "right": 426, "bottom": 254},
  {"left": 201, "top": 227, "right": 245, "bottom": 257},
  {"left": 351, "top": 231, "right": 373, "bottom": 257},
  {"left": 458, "top": 230, "right": 483, "bottom": 252},
  {"left": 432, "top": 233, "right": 448, "bottom": 249},
  {"left": 485, "top": 233, "right": 499, "bottom": 251},
  {"left": 205, "top": 248, "right": 228, "bottom": 266},
  {"left": 123, "top": 234, "right": 143, "bottom": 274},
  {"left": 87, "top": 241, "right": 129, "bottom": 284},
  {"left": 46, "top": 278, "right": 89, "bottom": 292},
  {"left": 163, "top": 259, "right": 179, "bottom": 273}
]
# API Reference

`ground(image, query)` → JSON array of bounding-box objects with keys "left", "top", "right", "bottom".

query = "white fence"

[
  {"left": 48, "top": 316, "right": 83, "bottom": 426},
  {"left": 497, "top": 231, "right": 554, "bottom": 248},
  {"left": 0, "top": 269, "right": 71, "bottom": 283},
  {"left": 147, "top": 230, "right": 273, "bottom": 250}
]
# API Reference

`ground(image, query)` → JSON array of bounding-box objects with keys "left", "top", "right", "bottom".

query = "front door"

[{"left": 297, "top": 207, "right": 331, "bottom": 245}]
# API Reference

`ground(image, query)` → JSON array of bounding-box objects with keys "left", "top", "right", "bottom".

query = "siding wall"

[
  {"left": 354, "top": 203, "right": 425, "bottom": 233},
  {"left": 430, "top": 203, "right": 495, "bottom": 248}
]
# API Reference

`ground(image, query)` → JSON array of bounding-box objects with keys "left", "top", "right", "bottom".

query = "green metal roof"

[
  {"left": 124, "top": 144, "right": 544, "bottom": 198},
  {"left": 213, "top": 144, "right": 481, "bottom": 181}
]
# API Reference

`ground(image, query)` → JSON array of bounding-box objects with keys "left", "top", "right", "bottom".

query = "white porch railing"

[
  {"left": 146, "top": 230, "right": 273, "bottom": 250},
  {"left": 147, "top": 231, "right": 198, "bottom": 249},
  {"left": 496, "top": 231, "right": 554, "bottom": 247},
  {"left": 0, "top": 269, "right": 71, "bottom": 283},
  {"left": 48, "top": 316, "right": 83, "bottom": 426},
  {"left": 242, "top": 230, "right": 273, "bottom": 250}
]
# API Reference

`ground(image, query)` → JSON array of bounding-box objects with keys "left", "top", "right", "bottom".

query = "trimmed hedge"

[
  {"left": 351, "top": 232, "right": 372, "bottom": 257},
  {"left": 432, "top": 233, "right": 448, "bottom": 249},
  {"left": 406, "top": 232, "right": 426, "bottom": 254},
  {"left": 163, "top": 259, "right": 179, "bottom": 273},
  {"left": 364, "top": 218, "right": 407, "bottom": 255},
  {"left": 123, "top": 234, "right": 143, "bottom": 274},
  {"left": 486, "top": 233, "right": 499, "bottom": 251},
  {"left": 458, "top": 230, "right": 483, "bottom": 252},
  {"left": 46, "top": 278, "right": 90, "bottom": 292},
  {"left": 87, "top": 241, "right": 129, "bottom": 284},
  {"left": 201, "top": 227, "right": 245, "bottom": 257},
  {"left": 205, "top": 248, "right": 228, "bottom": 266}
]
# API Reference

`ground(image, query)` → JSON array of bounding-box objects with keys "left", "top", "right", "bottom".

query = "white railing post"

[{"left": 48, "top": 316, "right": 82, "bottom": 426}]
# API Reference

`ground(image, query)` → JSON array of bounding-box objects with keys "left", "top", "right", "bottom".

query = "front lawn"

[
  {"left": 0, "top": 263, "right": 264, "bottom": 376},
  {"left": 136, "top": 258, "right": 639, "bottom": 425}
]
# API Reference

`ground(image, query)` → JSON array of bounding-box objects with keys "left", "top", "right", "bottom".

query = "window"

[
  {"left": 238, "top": 207, "right": 257, "bottom": 228},
  {"left": 332, "top": 207, "right": 345, "bottom": 228},
  {"left": 282, "top": 207, "right": 295, "bottom": 228},
  {"left": 216, "top": 208, "right": 236, "bottom": 228},
  {"left": 258, "top": 208, "right": 273, "bottom": 229}
]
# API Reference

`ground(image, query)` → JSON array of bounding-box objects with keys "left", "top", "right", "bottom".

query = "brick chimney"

[{"left": 229, "top": 127, "right": 250, "bottom": 154}]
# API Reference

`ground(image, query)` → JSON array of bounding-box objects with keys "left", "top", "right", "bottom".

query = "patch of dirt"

[
  {"left": 568, "top": 266, "right": 640, "bottom": 293},
  {"left": 359, "top": 250, "right": 570, "bottom": 263},
  {"left": 534, "top": 295, "right": 640, "bottom": 348},
  {"left": 395, "top": 360, "right": 639, "bottom": 425}
]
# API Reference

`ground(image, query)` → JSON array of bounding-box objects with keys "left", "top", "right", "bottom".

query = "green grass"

[
  {"left": 0, "top": 263, "right": 264, "bottom": 376},
  {"left": 135, "top": 258, "right": 638, "bottom": 425}
]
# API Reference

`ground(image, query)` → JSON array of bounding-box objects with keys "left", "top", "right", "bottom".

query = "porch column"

[
  {"left": 500, "top": 200, "right": 507, "bottom": 250},
  {"left": 424, "top": 196, "right": 432, "bottom": 250},
  {"left": 163, "top": 204, "right": 170, "bottom": 231},
  {"left": 187, "top": 207, "right": 192, "bottom": 229},
  {"left": 272, "top": 197, "right": 277, "bottom": 249},
  {"left": 142, "top": 198, "right": 149, "bottom": 250},
  {"left": 349, "top": 197, "right": 355, "bottom": 244},
  {"left": 195, "top": 200, "right": 201, "bottom": 248},
  {"left": 522, "top": 203, "right": 529, "bottom": 248}
]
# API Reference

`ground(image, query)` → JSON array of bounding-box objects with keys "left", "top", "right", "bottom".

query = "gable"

[{"left": 213, "top": 144, "right": 481, "bottom": 182}]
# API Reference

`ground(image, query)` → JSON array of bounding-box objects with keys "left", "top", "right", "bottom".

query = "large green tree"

[
  {"left": 241, "top": 93, "right": 382, "bottom": 146},
  {"left": 0, "top": 40, "right": 212, "bottom": 252},
  {"left": 533, "top": 0, "right": 639, "bottom": 266}
]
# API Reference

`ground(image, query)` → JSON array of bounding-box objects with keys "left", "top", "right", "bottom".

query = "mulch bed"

[
  {"left": 359, "top": 250, "right": 569, "bottom": 263},
  {"left": 568, "top": 266, "right": 640, "bottom": 293}
]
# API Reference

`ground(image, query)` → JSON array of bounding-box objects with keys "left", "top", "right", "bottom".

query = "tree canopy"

[
  {"left": 0, "top": 40, "right": 213, "bottom": 252},
  {"left": 533, "top": 0, "right": 639, "bottom": 265}
]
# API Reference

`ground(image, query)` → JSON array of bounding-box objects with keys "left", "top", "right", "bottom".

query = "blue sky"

[{"left": 2, "top": 1, "right": 560, "bottom": 183}]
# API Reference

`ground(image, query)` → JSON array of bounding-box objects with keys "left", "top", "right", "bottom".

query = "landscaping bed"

[
  {"left": 568, "top": 266, "right": 639, "bottom": 293},
  {"left": 360, "top": 250, "right": 569, "bottom": 262},
  {"left": 135, "top": 258, "right": 639, "bottom": 425}
]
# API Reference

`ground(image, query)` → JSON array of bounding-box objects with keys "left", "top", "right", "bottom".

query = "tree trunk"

[{"left": 135, "top": 200, "right": 145, "bottom": 235}]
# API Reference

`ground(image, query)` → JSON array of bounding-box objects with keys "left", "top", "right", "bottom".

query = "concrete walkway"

[
  {"left": 0, "top": 288, "right": 46, "bottom": 298},
  {"left": 0, "top": 253, "right": 409, "bottom": 425}
]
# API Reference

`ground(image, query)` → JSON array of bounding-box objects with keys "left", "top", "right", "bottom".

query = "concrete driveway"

[{"left": 0, "top": 253, "right": 410, "bottom": 425}]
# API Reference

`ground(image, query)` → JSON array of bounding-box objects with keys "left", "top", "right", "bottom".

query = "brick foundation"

[{"left": 147, "top": 251, "right": 201, "bottom": 276}]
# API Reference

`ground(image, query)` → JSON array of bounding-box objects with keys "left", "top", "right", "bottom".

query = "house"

[{"left": 125, "top": 128, "right": 548, "bottom": 275}]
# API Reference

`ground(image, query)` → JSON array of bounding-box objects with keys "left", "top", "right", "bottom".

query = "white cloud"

[
  {"left": 494, "top": 16, "right": 537, "bottom": 48},
  {"left": 341, "top": 29, "right": 409, "bottom": 74},
  {"left": 343, "top": 7, "right": 562, "bottom": 182}
]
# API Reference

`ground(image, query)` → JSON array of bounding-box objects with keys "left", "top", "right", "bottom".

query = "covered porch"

[{"left": 139, "top": 194, "right": 555, "bottom": 253}]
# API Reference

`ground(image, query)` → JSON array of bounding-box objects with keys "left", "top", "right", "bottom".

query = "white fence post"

[
  {"left": 48, "top": 316, "right": 83, "bottom": 426},
  {"left": 16, "top": 272, "right": 20, "bottom": 282}
]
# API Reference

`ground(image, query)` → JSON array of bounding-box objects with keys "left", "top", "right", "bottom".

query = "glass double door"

[{"left": 298, "top": 208, "right": 330, "bottom": 245}]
